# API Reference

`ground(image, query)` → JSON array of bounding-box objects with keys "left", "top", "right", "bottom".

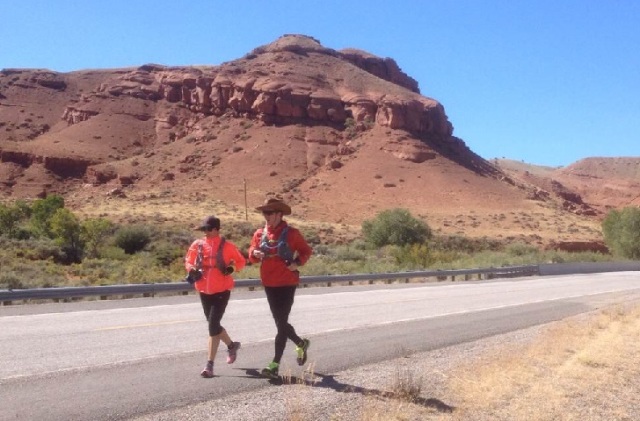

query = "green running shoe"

[
  {"left": 261, "top": 361, "right": 279, "bottom": 379},
  {"left": 295, "top": 338, "right": 310, "bottom": 366}
]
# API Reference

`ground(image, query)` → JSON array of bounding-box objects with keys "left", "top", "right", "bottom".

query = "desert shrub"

[
  {"left": 121, "top": 252, "right": 181, "bottom": 284},
  {"left": 331, "top": 244, "right": 368, "bottom": 262},
  {"left": 70, "top": 258, "right": 121, "bottom": 285},
  {"left": 16, "top": 237, "right": 66, "bottom": 262},
  {"left": 602, "top": 207, "right": 640, "bottom": 259},
  {"left": 311, "top": 243, "right": 331, "bottom": 256},
  {"left": 29, "top": 194, "right": 65, "bottom": 238},
  {"left": 50, "top": 208, "right": 85, "bottom": 263},
  {"left": 146, "top": 226, "right": 192, "bottom": 266},
  {"left": 392, "top": 243, "right": 432, "bottom": 268},
  {"left": 225, "top": 221, "right": 256, "bottom": 239},
  {"left": 301, "top": 254, "right": 366, "bottom": 275},
  {"left": 391, "top": 366, "right": 423, "bottom": 403},
  {"left": 114, "top": 224, "right": 152, "bottom": 254},
  {"left": 344, "top": 117, "right": 357, "bottom": 139},
  {"left": 214, "top": 221, "right": 256, "bottom": 257},
  {"left": 99, "top": 246, "right": 128, "bottom": 261},
  {"left": 505, "top": 242, "right": 539, "bottom": 257},
  {"left": 431, "top": 235, "right": 503, "bottom": 253},
  {"left": 82, "top": 218, "right": 114, "bottom": 258},
  {"left": 0, "top": 271, "right": 25, "bottom": 289},
  {"left": 0, "top": 259, "right": 66, "bottom": 289},
  {"left": 298, "top": 227, "right": 322, "bottom": 246},
  {"left": 151, "top": 240, "right": 184, "bottom": 267},
  {"left": 362, "top": 208, "right": 432, "bottom": 248},
  {"left": 0, "top": 202, "right": 30, "bottom": 238}
]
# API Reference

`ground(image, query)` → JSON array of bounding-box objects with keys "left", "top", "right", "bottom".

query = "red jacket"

[
  {"left": 248, "top": 221, "right": 312, "bottom": 287},
  {"left": 184, "top": 236, "right": 246, "bottom": 295}
]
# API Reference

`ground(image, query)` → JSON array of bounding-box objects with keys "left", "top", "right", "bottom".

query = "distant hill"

[{"left": 1, "top": 34, "right": 637, "bottom": 246}]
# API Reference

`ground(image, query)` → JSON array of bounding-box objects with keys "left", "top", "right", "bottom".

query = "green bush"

[
  {"left": 362, "top": 208, "right": 432, "bottom": 247},
  {"left": 17, "top": 237, "right": 65, "bottom": 262},
  {"left": 505, "top": 242, "right": 539, "bottom": 257},
  {"left": 151, "top": 240, "right": 185, "bottom": 267},
  {"left": 431, "top": 235, "right": 503, "bottom": 253},
  {"left": 82, "top": 218, "right": 114, "bottom": 258},
  {"left": 0, "top": 271, "right": 25, "bottom": 289},
  {"left": 29, "top": 194, "right": 65, "bottom": 238},
  {"left": 0, "top": 202, "right": 29, "bottom": 238},
  {"left": 114, "top": 224, "right": 152, "bottom": 254},
  {"left": 50, "top": 208, "right": 85, "bottom": 263},
  {"left": 392, "top": 243, "right": 432, "bottom": 267},
  {"left": 602, "top": 207, "right": 640, "bottom": 259}
]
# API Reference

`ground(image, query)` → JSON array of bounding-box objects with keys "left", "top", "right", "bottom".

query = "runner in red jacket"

[
  {"left": 185, "top": 215, "right": 246, "bottom": 378},
  {"left": 248, "top": 198, "right": 313, "bottom": 379}
]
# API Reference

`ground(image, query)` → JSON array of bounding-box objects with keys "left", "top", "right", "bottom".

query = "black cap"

[{"left": 196, "top": 215, "right": 220, "bottom": 231}]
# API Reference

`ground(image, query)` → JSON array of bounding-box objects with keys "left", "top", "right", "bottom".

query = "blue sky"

[{"left": 2, "top": 1, "right": 638, "bottom": 167}]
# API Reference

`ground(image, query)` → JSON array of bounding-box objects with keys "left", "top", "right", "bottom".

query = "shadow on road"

[{"left": 235, "top": 368, "right": 455, "bottom": 413}]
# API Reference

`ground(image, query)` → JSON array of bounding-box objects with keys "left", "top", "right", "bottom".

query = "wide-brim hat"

[{"left": 255, "top": 198, "right": 291, "bottom": 215}]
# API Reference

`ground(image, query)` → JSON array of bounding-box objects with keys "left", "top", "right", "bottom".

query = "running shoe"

[
  {"left": 261, "top": 361, "right": 279, "bottom": 379},
  {"left": 226, "top": 341, "right": 241, "bottom": 364},
  {"left": 295, "top": 338, "right": 310, "bottom": 366},
  {"left": 200, "top": 360, "right": 214, "bottom": 378}
]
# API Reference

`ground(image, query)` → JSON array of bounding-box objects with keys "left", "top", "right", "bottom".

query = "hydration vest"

[
  {"left": 196, "top": 237, "right": 227, "bottom": 273},
  {"left": 260, "top": 226, "right": 294, "bottom": 264}
]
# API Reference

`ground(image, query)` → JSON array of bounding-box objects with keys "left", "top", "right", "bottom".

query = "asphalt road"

[{"left": 1, "top": 272, "right": 639, "bottom": 421}]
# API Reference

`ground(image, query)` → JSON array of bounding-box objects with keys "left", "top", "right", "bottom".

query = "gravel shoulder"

[{"left": 129, "top": 323, "right": 546, "bottom": 421}]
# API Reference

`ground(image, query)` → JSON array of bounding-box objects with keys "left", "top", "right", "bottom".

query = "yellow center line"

[{"left": 95, "top": 319, "right": 200, "bottom": 331}]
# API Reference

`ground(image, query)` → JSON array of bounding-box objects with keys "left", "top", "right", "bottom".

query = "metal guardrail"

[{"left": 0, "top": 265, "right": 539, "bottom": 304}]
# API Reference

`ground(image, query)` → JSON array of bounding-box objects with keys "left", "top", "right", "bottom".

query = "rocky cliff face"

[
  {"left": 1, "top": 34, "right": 461, "bottom": 195},
  {"left": 67, "top": 35, "right": 452, "bottom": 139}
]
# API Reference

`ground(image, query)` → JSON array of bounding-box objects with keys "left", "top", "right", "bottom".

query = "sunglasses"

[{"left": 262, "top": 210, "right": 276, "bottom": 216}]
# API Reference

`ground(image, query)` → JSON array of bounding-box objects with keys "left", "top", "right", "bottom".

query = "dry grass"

[
  {"left": 442, "top": 304, "right": 640, "bottom": 421},
  {"left": 280, "top": 304, "right": 640, "bottom": 421}
]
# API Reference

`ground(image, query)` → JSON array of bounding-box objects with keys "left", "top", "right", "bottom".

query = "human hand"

[
  {"left": 253, "top": 250, "right": 265, "bottom": 259},
  {"left": 185, "top": 268, "right": 203, "bottom": 284},
  {"left": 287, "top": 262, "right": 298, "bottom": 271}
]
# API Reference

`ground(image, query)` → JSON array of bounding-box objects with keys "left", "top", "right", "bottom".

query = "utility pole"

[{"left": 243, "top": 178, "right": 248, "bottom": 221}]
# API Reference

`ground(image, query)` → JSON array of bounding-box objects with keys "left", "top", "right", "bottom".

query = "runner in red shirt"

[
  {"left": 185, "top": 215, "right": 246, "bottom": 378},
  {"left": 248, "top": 198, "right": 313, "bottom": 379}
]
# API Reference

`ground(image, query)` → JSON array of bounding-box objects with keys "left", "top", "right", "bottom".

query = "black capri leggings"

[
  {"left": 199, "top": 290, "right": 231, "bottom": 336},
  {"left": 264, "top": 286, "right": 303, "bottom": 363}
]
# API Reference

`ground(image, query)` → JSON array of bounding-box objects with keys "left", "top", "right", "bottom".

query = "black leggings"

[
  {"left": 199, "top": 290, "right": 231, "bottom": 336},
  {"left": 265, "top": 286, "right": 303, "bottom": 363}
]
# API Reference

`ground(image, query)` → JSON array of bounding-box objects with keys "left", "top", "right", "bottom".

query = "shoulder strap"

[
  {"left": 195, "top": 242, "right": 204, "bottom": 270},
  {"left": 277, "top": 226, "right": 294, "bottom": 263},
  {"left": 279, "top": 226, "right": 289, "bottom": 241},
  {"left": 215, "top": 237, "right": 226, "bottom": 272},
  {"left": 259, "top": 225, "right": 269, "bottom": 250}
]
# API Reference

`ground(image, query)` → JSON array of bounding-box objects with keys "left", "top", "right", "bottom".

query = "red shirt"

[
  {"left": 184, "top": 236, "right": 246, "bottom": 294},
  {"left": 248, "top": 221, "right": 312, "bottom": 287}
]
